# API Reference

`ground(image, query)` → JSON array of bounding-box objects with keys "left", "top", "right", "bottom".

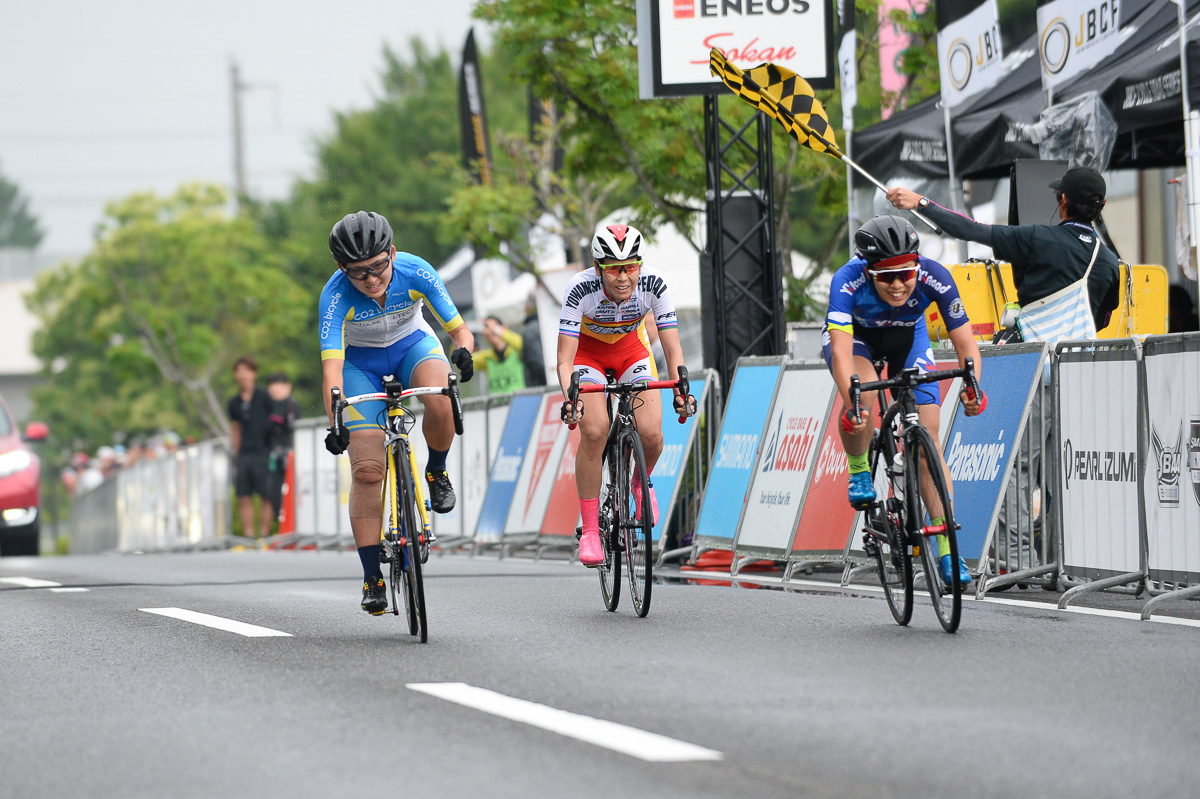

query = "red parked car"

[{"left": 0, "top": 394, "right": 47, "bottom": 557}]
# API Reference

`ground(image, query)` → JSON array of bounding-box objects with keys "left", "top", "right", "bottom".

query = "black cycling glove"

[
  {"left": 450, "top": 347, "right": 474, "bottom": 382},
  {"left": 325, "top": 426, "right": 350, "bottom": 456}
]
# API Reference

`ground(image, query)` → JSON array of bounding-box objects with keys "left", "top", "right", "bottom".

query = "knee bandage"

[{"left": 347, "top": 437, "right": 386, "bottom": 519}]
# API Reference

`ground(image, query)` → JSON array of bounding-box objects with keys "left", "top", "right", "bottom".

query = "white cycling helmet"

[{"left": 591, "top": 223, "right": 644, "bottom": 261}]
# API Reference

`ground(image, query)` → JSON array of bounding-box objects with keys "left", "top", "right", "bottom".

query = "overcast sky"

[{"left": 1, "top": 0, "right": 486, "bottom": 255}]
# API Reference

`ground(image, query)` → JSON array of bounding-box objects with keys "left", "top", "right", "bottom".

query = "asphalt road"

[{"left": 2, "top": 550, "right": 1196, "bottom": 799}]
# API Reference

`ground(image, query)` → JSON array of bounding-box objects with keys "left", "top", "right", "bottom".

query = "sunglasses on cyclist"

[
  {"left": 342, "top": 254, "right": 392, "bottom": 281},
  {"left": 868, "top": 267, "right": 918, "bottom": 284},
  {"left": 598, "top": 258, "right": 642, "bottom": 277}
]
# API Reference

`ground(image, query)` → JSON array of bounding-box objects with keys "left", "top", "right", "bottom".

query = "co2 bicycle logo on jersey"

[{"left": 320, "top": 291, "right": 342, "bottom": 339}]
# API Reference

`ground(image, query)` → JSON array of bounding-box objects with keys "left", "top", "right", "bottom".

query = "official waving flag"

[{"left": 709, "top": 48, "right": 843, "bottom": 159}]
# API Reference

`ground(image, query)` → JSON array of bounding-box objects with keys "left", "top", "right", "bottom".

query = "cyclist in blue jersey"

[
  {"left": 824, "top": 215, "right": 986, "bottom": 588},
  {"left": 319, "top": 211, "right": 475, "bottom": 615}
]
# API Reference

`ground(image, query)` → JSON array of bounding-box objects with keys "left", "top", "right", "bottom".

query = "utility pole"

[{"left": 230, "top": 59, "right": 247, "bottom": 209}]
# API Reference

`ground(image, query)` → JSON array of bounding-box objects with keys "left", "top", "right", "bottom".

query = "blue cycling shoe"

[
  {"left": 939, "top": 554, "right": 973, "bottom": 588},
  {"left": 847, "top": 471, "right": 876, "bottom": 509}
]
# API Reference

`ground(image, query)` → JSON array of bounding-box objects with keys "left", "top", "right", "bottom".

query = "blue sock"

[
  {"left": 427, "top": 446, "right": 449, "bottom": 473},
  {"left": 358, "top": 545, "right": 383, "bottom": 580}
]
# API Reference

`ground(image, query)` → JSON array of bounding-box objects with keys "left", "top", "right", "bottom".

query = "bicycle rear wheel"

[
  {"left": 908, "top": 426, "right": 961, "bottom": 633},
  {"left": 395, "top": 440, "right": 428, "bottom": 642},
  {"left": 597, "top": 449, "right": 621, "bottom": 612},
  {"left": 622, "top": 432, "right": 653, "bottom": 618}
]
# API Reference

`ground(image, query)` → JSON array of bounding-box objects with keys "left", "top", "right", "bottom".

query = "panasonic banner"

[
  {"left": 1057, "top": 343, "right": 1141, "bottom": 578},
  {"left": 474, "top": 393, "right": 541, "bottom": 543},
  {"left": 1142, "top": 335, "right": 1200, "bottom": 583},
  {"left": 636, "top": 0, "right": 835, "bottom": 98},
  {"left": 734, "top": 365, "right": 834, "bottom": 558},
  {"left": 941, "top": 345, "right": 1045, "bottom": 562},
  {"left": 693, "top": 360, "right": 783, "bottom": 549}
]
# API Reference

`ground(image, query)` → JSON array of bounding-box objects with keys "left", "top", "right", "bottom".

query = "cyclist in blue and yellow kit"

[
  {"left": 319, "top": 211, "right": 474, "bottom": 614},
  {"left": 824, "top": 215, "right": 985, "bottom": 587}
]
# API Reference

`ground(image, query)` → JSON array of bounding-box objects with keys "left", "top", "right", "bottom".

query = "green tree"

[
  {"left": 26, "top": 184, "right": 310, "bottom": 454},
  {"left": 0, "top": 166, "right": 44, "bottom": 248}
]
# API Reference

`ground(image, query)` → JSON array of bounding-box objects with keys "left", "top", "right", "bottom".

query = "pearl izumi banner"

[
  {"left": 1036, "top": 0, "right": 1122, "bottom": 92},
  {"left": 937, "top": 0, "right": 1004, "bottom": 109},
  {"left": 636, "top": 0, "right": 835, "bottom": 98},
  {"left": 1141, "top": 334, "right": 1200, "bottom": 583},
  {"left": 1056, "top": 341, "right": 1142, "bottom": 579}
]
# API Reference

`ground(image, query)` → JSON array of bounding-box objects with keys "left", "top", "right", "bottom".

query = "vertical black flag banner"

[
  {"left": 458, "top": 28, "right": 493, "bottom": 185},
  {"left": 527, "top": 87, "right": 564, "bottom": 175}
]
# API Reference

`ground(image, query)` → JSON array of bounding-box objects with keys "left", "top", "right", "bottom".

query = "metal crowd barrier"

[{"left": 67, "top": 439, "right": 232, "bottom": 553}]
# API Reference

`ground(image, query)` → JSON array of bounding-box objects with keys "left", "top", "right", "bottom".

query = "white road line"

[
  {"left": 407, "top": 682, "right": 723, "bottom": 763},
  {"left": 48, "top": 587, "right": 89, "bottom": 593},
  {"left": 139, "top": 608, "right": 292, "bottom": 637},
  {"left": 0, "top": 577, "right": 62, "bottom": 588}
]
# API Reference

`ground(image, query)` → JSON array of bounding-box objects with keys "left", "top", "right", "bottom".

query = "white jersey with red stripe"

[{"left": 557, "top": 265, "right": 678, "bottom": 349}]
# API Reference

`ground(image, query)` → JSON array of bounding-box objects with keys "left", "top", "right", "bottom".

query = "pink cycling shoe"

[
  {"left": 578, "top": 530, "right": 604, "bottom": 567},
  {"left": 632, "top": 478, "right": 659, "bottom": 526}
]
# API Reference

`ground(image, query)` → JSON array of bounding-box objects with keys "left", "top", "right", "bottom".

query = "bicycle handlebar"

[
  {"left": 849, "top": 357, "right": 978, "bottom": 424},
  {"left": 566, "top": 365, "right": 693, "bottom": 429},
  {"left": 330, "top": 374, "right": 464, "bottom": 437}
]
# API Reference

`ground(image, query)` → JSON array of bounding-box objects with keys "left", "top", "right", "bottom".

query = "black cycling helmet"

[
  {"left": 854, "top": 215, "right": 919, "bottom": 265},
  {"left": 329, "top": 211, "right": 394, "bottom": 265}
]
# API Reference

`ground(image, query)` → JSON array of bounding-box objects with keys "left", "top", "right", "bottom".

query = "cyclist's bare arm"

[
  {"left": 445, "top": 321, "right": 475, "bottom": 356},
  {"left": 828, "top": 328, "right": 861, "bottom": 408},
  {"left": 556, "top": 333, "right": 580, "bottom": 399},
  {"left": 657, "top": 326, "right": 687, "bottom": 399},
  {"left": 322, "top": 357, "right": 344, "bottom": 424},
  {"left": 946, "top": 324, "right": 985, "bottom": 415}
]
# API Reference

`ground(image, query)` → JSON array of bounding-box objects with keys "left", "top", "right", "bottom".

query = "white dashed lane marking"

[
  {"left": 408, "top": 682, "right": 723, "bottom": 762},
  {"left": 139, "top": 607, "right": 292, "bottom": 637},
  {"left": 0, "top": 577, "right": 62, "bottom": 588}
]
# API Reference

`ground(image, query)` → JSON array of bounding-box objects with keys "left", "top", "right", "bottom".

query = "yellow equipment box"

[{"left": 925, "top": 262, "right": 1168, "bottom": 342}]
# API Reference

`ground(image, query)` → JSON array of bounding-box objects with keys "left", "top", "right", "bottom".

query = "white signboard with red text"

[
  {"left": 637, "top": 0, "right": 835, "bottom": 98},
  {"left": 733, "top": 365, "right": 835, "bottom": 556}
]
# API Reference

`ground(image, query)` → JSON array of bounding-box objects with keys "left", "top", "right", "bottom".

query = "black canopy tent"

[{"left": 851, "top": 0, "right": 1198, "bottom": 187}]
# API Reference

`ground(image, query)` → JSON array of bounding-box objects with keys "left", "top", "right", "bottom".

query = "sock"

[
  {"left": 930, "top": 517, "right": 950, "bottom": 558},
  {"left": 580, "top": 497, "right": 599, "bottom": 534},
  {"left": 427, "top": 446, "right": 449, "bottom": 474},
  {"left": 358, "top": 545, "right": 383, "bottom": 580},
  {"left": 847, "top": 452, "right": 869, "bottom": 474}
]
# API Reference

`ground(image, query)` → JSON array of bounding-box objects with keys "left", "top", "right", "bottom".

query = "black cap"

[
  {"left": 267, "top": 372, "right": 289, "bottom": 385},
  {"left": 1049, "top": 166, "right": 1106, "bottom": 199}
]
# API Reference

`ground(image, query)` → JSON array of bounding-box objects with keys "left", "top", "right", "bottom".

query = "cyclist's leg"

[
  {"left": 823, "top": 328, "right": 880, "bottom": 506},
  {"left": 402, "top": 327, "right": 458, "bottom": 512},
  {"left": 620, "top": 352, "right": 663, "bottom": 524},
  {"left": 571, "top": 359, "right": 610, "bottom": 566},
  {"left": 343, "top": 354, "right": 390, "bottom": 613}
]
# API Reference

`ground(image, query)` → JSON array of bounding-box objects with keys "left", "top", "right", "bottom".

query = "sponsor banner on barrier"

[
  {"left": 504, "top": 394, "right": 570, "bottom": 536},
  {"left": 942, "top": 347, "right": 1042, "bottom": 562},
  {"left": 735, "top": 367, "right": 834, "bottom": 554},
  {"left": 475, "top": 394, "right": 542, "bottom": 542},
  {"left": 1058, "top": 353, "right": 1140, "bottom": 575},
  {"left": 792, "top": 394, "right": 867, "bottom": 556},
  {"left": 650, "top": 377, "right": 707, "bottom": 544},
  {"left": 294, "top": 426, "right": 317, "bottom": 535},
  {"left": 434, "top": 416, "right": 464, "bottom": 538},
  {"left": 694, "top": 362, "right": 782, "bottom": 546},
  {"left": 458, "top": 407, "right": 490, "bottom": 541},
  {"left": 313, "top": 443, "right": 341, "bottom": 535},
  {"left": 488, "top": 402, "right": 509, "bottom": 468},
  {"left": 1142, "top": 337, "right": 1200, "bottom": 582},
  {"left": 540, "top": 426, "right": 582, "bottom": 540}
]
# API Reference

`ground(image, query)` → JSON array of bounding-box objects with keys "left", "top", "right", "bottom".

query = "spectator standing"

[
  {"left": 227, "top": 356, "right": 275, "bottom": 539},
  {"left": 520, "top": 299, "right": 547, "bottom": 387},
  {"left": 266, "top": 372, "right": 301, "bottom": 519},
  {"left": 472, "top": 316, "right": 527, "bottom": 394}
]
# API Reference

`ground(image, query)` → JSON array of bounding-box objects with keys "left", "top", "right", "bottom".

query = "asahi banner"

[
  {"left": 1036, "top": 0, "right": 1122, "bottom": 92},
  {"left": 636, "top": 0, "right": 835, "bottom": 98},
  {"left": 937, "top": 0, "right": 1004, "bottom": 109},
  {"left": 458, "top": 28, "right": 493, "bottom": 184}
]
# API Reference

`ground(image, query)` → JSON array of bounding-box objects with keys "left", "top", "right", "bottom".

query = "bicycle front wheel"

[
  {"left": 908, "top": 426, "right": 961, "bottom": 633},
  {"left": 622, "top": 432, "right": 653, "bottom": 618},
  {"left": 597, "top": 448, "right": 621, "bottom": 612},
  {"left": 395, "top": 440, "right": 428, "bottom": 643},
  {"left": 872, "top": 502, "right": 913, "bottom": 626}
]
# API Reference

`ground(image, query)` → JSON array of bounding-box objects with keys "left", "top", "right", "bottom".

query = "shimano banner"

[{"left": 650, "top": 377, "right": 707, "bottom": 544}]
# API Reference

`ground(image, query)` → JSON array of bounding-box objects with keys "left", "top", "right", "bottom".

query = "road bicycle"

[
  {"left": 566, "top": 366, "right": 694, "bottom": 618},
  {"left": 851, "top": 358, "right": 979, "bottom": 633},
  {"left": 330, "top": 374, "right": 463, "bottom": 643}
]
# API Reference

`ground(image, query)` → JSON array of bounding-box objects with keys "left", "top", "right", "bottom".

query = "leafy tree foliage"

[
  {"left": 26, "top": 184, "right": 309, "bottom": 454},
  {"left": 0, "top": 167, "right": 43, "bottom": 248}
]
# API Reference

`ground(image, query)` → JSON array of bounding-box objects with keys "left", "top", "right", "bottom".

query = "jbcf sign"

[{"left": 637, "top": 0, "right": 835, "bottom": 98}]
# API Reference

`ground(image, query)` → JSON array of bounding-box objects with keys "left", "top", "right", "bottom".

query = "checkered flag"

[{"left": 709, "top": 48, "right": 843, "bottom": 158}]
